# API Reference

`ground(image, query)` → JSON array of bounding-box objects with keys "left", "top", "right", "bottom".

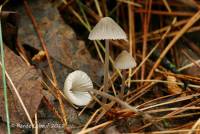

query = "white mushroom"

[
  {"left": 114, "top": 50, "right": 136, "bottom": 98},
  {"left": 63, "top": 70, "right": 93, "bottom": 106},
  {"left": 89, "top": 17, "right": 127, "bottom": 97},
  {"left": 114, "top": 50, "right": 137, "bottom": 70},
  {"left": 89, "top": 17, "right": 127, "bottom": 40}
]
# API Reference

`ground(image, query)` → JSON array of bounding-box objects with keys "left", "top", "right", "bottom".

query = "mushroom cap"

[
  {"left": 64, "top": 70, "right": 93, "bottom": 106},
  {"left": 114, "top": 50, "right": 137, "bottom": 69},
  {"left": 88, "top": 17, "right": 127, "bottom": 40}
]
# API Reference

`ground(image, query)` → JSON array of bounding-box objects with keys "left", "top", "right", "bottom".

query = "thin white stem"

[
  {"left": 120, "top": 70, "right": 126, "bottom": 99},
  {"left": 103, "top": 40, "right": 109, "bottom": 98}
]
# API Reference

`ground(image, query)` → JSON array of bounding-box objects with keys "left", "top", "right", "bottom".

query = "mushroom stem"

[
  {"left": 120, "top": 70, "right": 126, "bottom": 99},
  {"left": 103, "top": 40, "right": 109, "bottom": 97}
]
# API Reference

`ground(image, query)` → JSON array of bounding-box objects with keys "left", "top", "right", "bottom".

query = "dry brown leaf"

[
  {"left": 0, "top": 46, "right": 43, "bottom": 124},
  {"left": 17, "top": 0, "right": 103, "bottom": 84}
]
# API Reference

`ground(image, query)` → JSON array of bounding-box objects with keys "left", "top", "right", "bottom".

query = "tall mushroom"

[
  {"left": 88, "top": 17, "right": 127, "bottom": 95},
  {"left": 114, "top": 50, "right": 136, "bottom": 98}
]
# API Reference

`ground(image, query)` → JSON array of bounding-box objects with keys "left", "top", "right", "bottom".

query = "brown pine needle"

[
  {"left": 23, "top": 0, "right": 58, "bottom": 86},
  {"left": 77, "top": 120, "right": 113, "bottom": 134},
  {"left": 34, "top": 113, "right": 38, "bottom": 134},
  {"left": 188, "top": 118, "right": 200, "bottom": 134},
  {"left": 81, "top": 108, "right": 101, "bottom": 130},
  {"left": 146, "top": 10, "right": 200, "bottom": 80}
]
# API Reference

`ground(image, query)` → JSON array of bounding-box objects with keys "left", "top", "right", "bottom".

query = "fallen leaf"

[
  {"left": 17, "top": 0, "right": 103, "bottom": 84},
  {"left": 0, "top": 46, "right": 43, "bottom": 124}
]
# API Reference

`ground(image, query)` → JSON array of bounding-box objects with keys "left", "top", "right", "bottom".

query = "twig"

[
  {"left": 42, "top": 96, "right": 64, "bottom": 123},
  {"left": 88, "top": 88, "right": 163, "bottom": 130},
  {"left": 146, "top": 10, "right": 200, "bottom": 80},
  {"left": 135, "top": 9, "right": 195, "bottom": 16},
  {"left": 128, "top": 0, "right": 136, "bottom": 87},
  {"left": 130, "top": 79, "right": 200, "bottom": 88},
  {"left": 188, "top": 118, "right": 200, "bottom": 134},
  {"left": 23, "top": 0, "right": 58, "bottom": 86},
  {"left": 181, "top": 49, "right": 200, "bottom": 69},
  {"left": 141, "top": 0, "right": 152, "bottom": 82},
  {"left": 118, "top": 0, "right": 142, "bottom": 7},
  {"left": 78, "top": 120, "right": 113, "bottom": 134},
  {"left": 41, "top": 74, "right": 70, "bottom": 133},
  {"left": 34, "top": 113, "right": 38, "bottom": 134},
  {"left": 127, "top": 17, "right": 176, "bottom": 80},
  {"left": 81, "top": 108, "right": 101, "bottom": 130}
]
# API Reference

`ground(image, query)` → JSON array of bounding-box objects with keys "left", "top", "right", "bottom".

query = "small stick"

[
  {"left": 118, "top": 0, "right": 142, "bottom": 7},
  {"left": 181, "top": 49, "right": 200, "bottom": 69},
  {"left": 81, "top": 108, "right": 101, "bottom": 130},
  {"left": 88, "top": 88, "right": 163, "bottom": 130},
  {"left": 135, "top": 99, "right": 200, "bottom": 132},
  {"left": 78, "top": 120, "right": 113, "bottom": 134},
  {"left": 41, "top": 74, "right": 70, "bottom": 133},
  {"left": 137, "top": 25, "right": 200, "bottom": 43},
  {"left": 127, "top": 16, "right": 176, "bottom": 81},
  {"left": 42, "top": 96, "right": 63, "bottom": 123},
  {"left": 23, "top": 0, "right": 58, "bottom": 86},
  {"left": 141, "top": 0, "right": 152, "bottom": 82},
  {"left": 137, "top": 19, "right": 188, "bottom": 40},
  {"left": 146, "top": 10, "right": 200, "bottom": 80},
  {"left": 188, "top": 118, "right": 200, "bottom": 134},
  {"left": 178, "top": 59, "right": 200, "bottom": 71},
  {"left": 135, "top": 9, "right": 195, "bottom": 17},
  {"left": 128, "top": 0, "right": 136, "bottom": 87},
  {"left": 143, "top": 129, "right": 200, "bottom": 134},
  {"left": 130, "top": 79, "right": 200, "bottom": 88},
  {"left": 34, "top": 113, "right": 38, "bottom": 134}
]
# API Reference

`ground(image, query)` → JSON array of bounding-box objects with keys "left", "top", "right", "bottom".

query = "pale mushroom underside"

[{"left": 64, "top": 70, "right": 93, "bottom": 106}]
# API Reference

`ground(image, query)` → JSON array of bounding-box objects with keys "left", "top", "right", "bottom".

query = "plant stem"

[
  {"left": 120, "top": 70, "right": 126, "bottom": 99},
  {"left": 0, "top": 6, "right": 11, "bottom": 133},
  {"left": 103, "top": 40, "right": 109, "bottom": 102}
]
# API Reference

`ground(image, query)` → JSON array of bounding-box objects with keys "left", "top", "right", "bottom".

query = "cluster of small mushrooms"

[{"left": 63, "top": 17, "right": 136, "bottom": 106}]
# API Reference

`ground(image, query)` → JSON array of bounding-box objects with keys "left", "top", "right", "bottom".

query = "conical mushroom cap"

[
  {"left": 64, "top": 70, "right": 93, "bottom": 106},
  {"left": 89, "top": 17, "right": 127, "bottom": 40},
  {"left": 114, "top": 50, "right": 137, "bottom": 69}
]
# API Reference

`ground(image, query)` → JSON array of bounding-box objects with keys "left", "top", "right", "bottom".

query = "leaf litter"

[{"left": 1, "top": 0, "right": 200, "bottom": 134}]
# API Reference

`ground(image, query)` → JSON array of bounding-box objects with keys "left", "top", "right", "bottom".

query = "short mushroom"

[
  {"left": 89, "top": 17, "right": 127, "bottom": 95},
  {"left": 114, "top": 50, "right": 137, "bottom": 98},
  {"left": 63, "top": 70, "right": 93, "bottom": 106}
]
